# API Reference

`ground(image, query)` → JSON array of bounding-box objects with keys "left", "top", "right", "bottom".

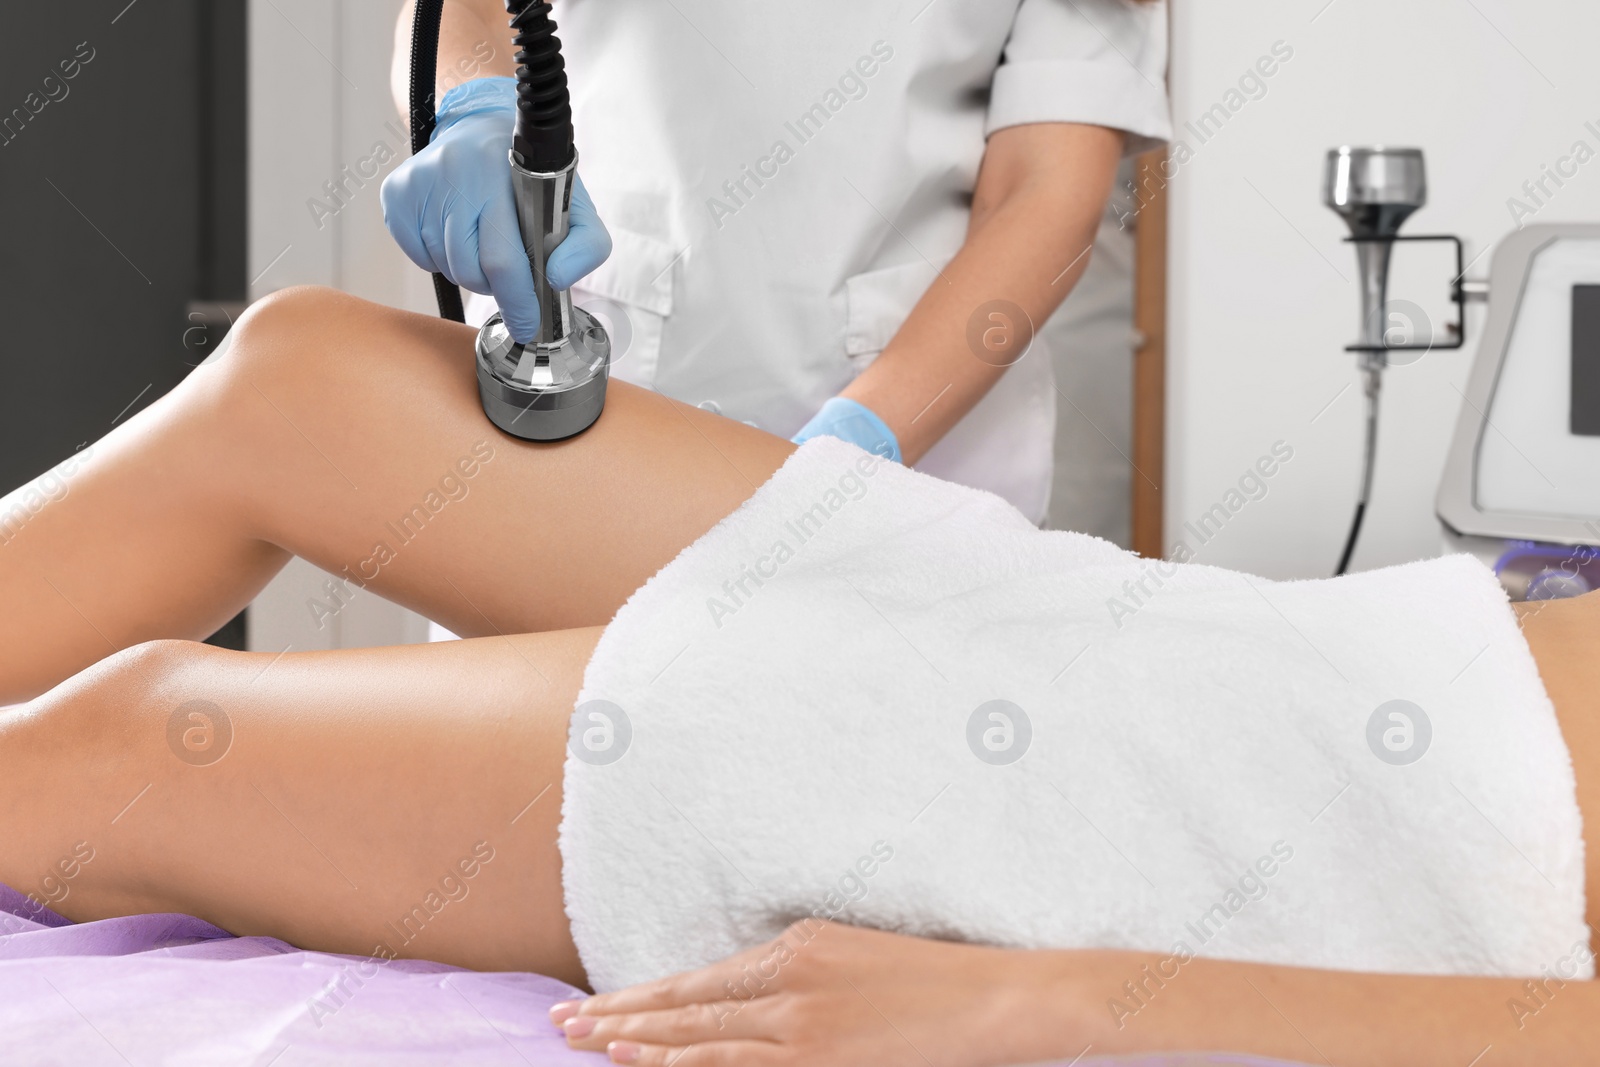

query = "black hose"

[
  {"left": 1334, "top": 501, "right": 1365, "bottom": 577},
  {"left": 408, "top": 0, "right": 465, "bottom": 322},
  {"left": 505, "top": 0, "right": 575, "bottom": 171},
  {"left": 1334, "top": 363, "right": 1383, "bottom": 576},
  {"left": 408, "top": 1, "right": 575, "bottom": 321}
]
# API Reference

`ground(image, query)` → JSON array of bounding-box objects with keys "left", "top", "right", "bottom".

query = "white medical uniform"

[{"left": 468, "top": 0, "right": 1170, "bottom": 522}]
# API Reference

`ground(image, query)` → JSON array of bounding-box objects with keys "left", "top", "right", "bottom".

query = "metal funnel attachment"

[
  {"left": 1324, "top": 147, "right": 1428, "bottom": 353},
  {"left": 1324, "top": 146, "right": 1427, "bottom": 235}
]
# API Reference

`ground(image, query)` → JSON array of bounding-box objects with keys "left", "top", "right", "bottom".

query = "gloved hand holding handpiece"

[
  {"left": 390, "top": 0, "right": 615, "bottom": 443},
  {"left": 381, "top": 75, "right": 611, "bottom": 345}
]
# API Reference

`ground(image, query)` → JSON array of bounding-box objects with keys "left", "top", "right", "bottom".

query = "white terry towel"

[{"left": 559, "top": 438, "right": 1590, "bottom": 994}]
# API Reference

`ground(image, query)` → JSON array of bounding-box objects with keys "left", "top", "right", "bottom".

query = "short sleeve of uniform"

[{"left": 986, "top": 0, "right": 1171, "bottom": 156}]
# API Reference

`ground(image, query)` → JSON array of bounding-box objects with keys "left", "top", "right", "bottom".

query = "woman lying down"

[{"left": 2, "top": 286, "right": 1596, "bottom": 1066}]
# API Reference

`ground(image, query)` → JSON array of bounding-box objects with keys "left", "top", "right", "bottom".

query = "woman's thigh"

[
  {"left": 1518, "top": 592, "right": 1600, "bottom": 943},
  {"left": 208, "top": 287, "right": 796, "bottom": 637},
  {"left": 0, "top": 627, "right": 602, "bottom": 988},
  {"left": 0, "top": 285, "right": 793, "bottom": 699}
]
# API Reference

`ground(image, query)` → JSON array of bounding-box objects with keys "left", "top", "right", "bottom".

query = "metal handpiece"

[
  {"left": 474, "top": 151, "right": 610, "bottom": 441},
  {"left": 512, "top": 153, "right": 576, "bottom": 350},
  {"left": 1323, "top": 147, "right": 1427, "bottom": 357}
]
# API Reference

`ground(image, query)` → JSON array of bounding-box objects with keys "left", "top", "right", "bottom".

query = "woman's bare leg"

[
  {"left": 7, "top": 602, "right": 1588, "bottom": 995},
  {"left": 0, "top": 627, "right": 601, "bottom": 988},
  {"left": 0, "top": 285, "right": 792, "bottom": 702},
  {"left": 1518, "top": 591, "right": 1600, "bottom": 941}
]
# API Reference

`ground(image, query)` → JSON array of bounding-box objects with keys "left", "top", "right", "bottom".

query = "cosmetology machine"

[
  {"left": 1324, "top": 146, "right": 1600, "bottom": 598},
  {"left": 409, "top": 0, "right": 610, "bottom": 441},
  {"left": 1436, "top": 222, "right": 1600, "bottom": 598}
]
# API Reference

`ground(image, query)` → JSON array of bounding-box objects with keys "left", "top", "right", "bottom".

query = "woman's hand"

[
  {"left": 561, "top": 925, "right": 1600, "bottom": 1067},
  {"left": 550, "top": 920, "right": 1074, "bottom": 1066}
]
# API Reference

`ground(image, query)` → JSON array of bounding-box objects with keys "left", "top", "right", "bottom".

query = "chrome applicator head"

[{"left": 474, "top": 0, "right": 609, "bottom": 441}]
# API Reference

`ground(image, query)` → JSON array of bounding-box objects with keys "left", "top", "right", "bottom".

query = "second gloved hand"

[
  {"left": 381, "top": 76, "right": 612, "bottom": 343},
  {"left": 792, "top": 397, "right": 902, "bottom": 462}
]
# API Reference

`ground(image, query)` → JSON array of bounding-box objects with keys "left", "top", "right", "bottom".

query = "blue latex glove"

[
  {"left": 381, "top": 77, "right": 612, "bottom": 343},
  {"left": 791, "top": 397, "right": 902, "bottom": 463}
]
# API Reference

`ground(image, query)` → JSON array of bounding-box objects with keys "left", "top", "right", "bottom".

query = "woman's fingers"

[
  {"left": 606, "top": 1039, "right": 781, "bottom": 1067},
  {"left": 571, "top": 936, "right": 788, "bottom": 1016},
  {"left": 560, "top": 998, "right": 774, "bottom": 1050},
  {"left": 566, "top": 973, "right": 723, "bottom": 1017},
  {"left": 548, "top": 923, "right": 1038, "bottom": 1067}
]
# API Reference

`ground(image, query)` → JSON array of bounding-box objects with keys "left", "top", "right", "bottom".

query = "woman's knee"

[
  {"left": 29, "top": 639, "right": 230, "bottom": 762},
  {"left": 201, "top": 285, "right": 477, "bottom": 439},
  {"left": 210, "top": 285, "right": 365, "bottom": 390},
  {"left": 0, "top": 640, "right": 227, "bottom": 902}
]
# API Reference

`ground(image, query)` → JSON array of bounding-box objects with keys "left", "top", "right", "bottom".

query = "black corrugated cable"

[
  {"left": 407, "top": 0, "right": 465, "bottom": 322},
  {"left": 407, "top": 1, "right": 575, "bottom": 321}
]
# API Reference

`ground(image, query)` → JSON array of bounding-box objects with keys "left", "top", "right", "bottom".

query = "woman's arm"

[
  {"left": 840, "top": 123, "right": 1124, "bottom": 465},
  {"left": 556, "top": 921, "right": 1596, "bottom": 1066},
  {"left": 1034, "top": 947, "right": 1596, "bottom": 1066}
]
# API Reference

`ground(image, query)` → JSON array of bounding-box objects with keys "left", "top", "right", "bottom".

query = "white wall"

[
  {"left": 1167, "top": 0, "right": 1600, "bottom": 577},
  {"left": 1048, "top": 168, "right": 1138, "bottom": 545},
  {"left": 247, "top": 0, "right": 434, "bottom": 651}
]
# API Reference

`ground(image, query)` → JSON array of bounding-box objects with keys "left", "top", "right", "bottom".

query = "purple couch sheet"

[{"left": 0, "top": 884, "right": 1310, "bottom": 1066}]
